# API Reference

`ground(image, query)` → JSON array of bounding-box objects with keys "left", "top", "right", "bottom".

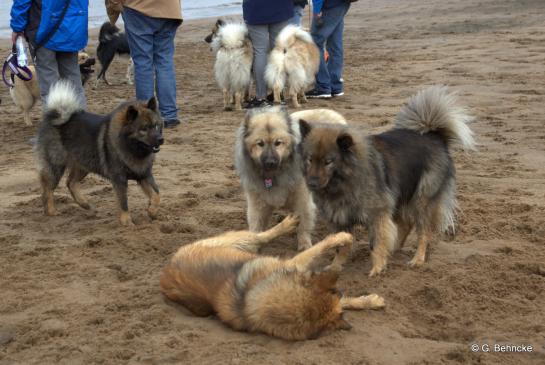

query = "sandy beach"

[{"left": 0, "top": 0, "right": 544, "bottom": 364}]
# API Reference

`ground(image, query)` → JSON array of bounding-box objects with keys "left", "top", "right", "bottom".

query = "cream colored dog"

[{"left": 265, "top": 25, "right": 320, "bottom": 108}]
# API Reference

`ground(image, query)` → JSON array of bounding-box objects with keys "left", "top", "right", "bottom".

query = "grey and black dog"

[
  {"left": 35, "top": 81, "right": 163, "bottom": 226},
  {"left": 299, "top": 86, "right": 476, "bottom": 276}
]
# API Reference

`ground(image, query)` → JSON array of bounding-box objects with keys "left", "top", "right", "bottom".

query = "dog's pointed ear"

[
  {"left": 299, "top": 119, "right": 312, "bottom": 140},
  {"left": 126, "top": 105, "right": 138, "bottom": 122},
  {"left": 337, "top": 317, "right": 352, "bottom": 331},
  {"left": 147, "top": 96, "right": 157, "bottom": 112},
  {"left": 217, "top": 19, "right": 225, "bottom": 27},
  {"left": 336, "top": 132, "right": 354, "bottom": 151}
]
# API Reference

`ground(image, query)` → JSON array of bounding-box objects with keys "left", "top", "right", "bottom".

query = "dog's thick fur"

[
  {"left": 35, "top": 81, "right": 163, "bottom": 225},
  {"left": 95, "top": 22, "right": 133, "bottom": 88},
  {"left": 205, "top": 19, "right": 253, "bottom": 111},
  {"left": 235, "top": 107, "right": 316, "bottom": 251},
  {"left": 160, "top": 215, "right": 385, "bottom": 340},
  {"left": 299, "top": 86, "right": 475, "bottom": 276},
  {"left": 265, "top": 25, "right": 320, "bottom": 108},
  {"left": 10, "top": 65, "right": 40, "bottom": 126}
]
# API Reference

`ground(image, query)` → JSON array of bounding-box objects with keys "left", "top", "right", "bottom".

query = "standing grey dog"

[
  {"left": 299, "top": 86, "right": 476, "bottom": 276},
  {"left": 235, "top": 107, "right": 316, "bottom": 251}
]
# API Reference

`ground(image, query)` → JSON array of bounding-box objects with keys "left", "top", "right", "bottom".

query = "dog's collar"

[
  {"left": 2, "top": 53, "right": 33, "bottom": 88},
  {"left": 264, "top": 178, "right": 273, "bottom": 189}
]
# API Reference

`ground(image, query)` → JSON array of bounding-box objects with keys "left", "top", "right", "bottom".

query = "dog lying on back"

[
  {"left": 205, "top": 19, "right": 253, "bottom": 111},
  {"left": 35, "top": 81, "right": 163, "bottom": 225},
  {"left": 95, "top": 22, "right": 133, "bottom": 88},
  {"left": 160, "top": 215, "right": 385, "bottom": 340},
  {"left": 265, "top": 25, "right": 320, "bottom": 108},
  {"left": 298, "top": 86, "right": 476, "bottom": 276}
]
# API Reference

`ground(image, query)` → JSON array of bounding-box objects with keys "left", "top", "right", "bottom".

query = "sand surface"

[{"left": 1, "top": 0, "right": 544, "bottom": 364}]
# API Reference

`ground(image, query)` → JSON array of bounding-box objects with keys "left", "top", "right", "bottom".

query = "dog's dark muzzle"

[{"left": 306, "top": 176, "right": 323, "bottom": 191}]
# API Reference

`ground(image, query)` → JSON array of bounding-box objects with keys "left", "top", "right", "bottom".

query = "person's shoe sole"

[
  {"left": 306, "top": 94, "right": 332, "bottom": 99},
  {"left": 332, "top": 92, "right": 345, "bottom": 97}
]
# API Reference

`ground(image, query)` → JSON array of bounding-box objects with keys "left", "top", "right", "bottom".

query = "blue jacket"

[
  {"left": 243, "top": 0, "right": 294, "bottom": 25},
  {"left": 312, "top": 0, "right": 346, "bottom": 14},
  {"left": 10, "top": 0, "right": 88, "bottom": 52}
]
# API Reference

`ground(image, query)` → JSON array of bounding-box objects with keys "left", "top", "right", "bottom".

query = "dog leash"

[{"left": 2, "top": 45, "right": 33, "bottom": 88}]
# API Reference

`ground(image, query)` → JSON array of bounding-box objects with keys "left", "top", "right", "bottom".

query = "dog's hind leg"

[
  {"left": 138, "top": 176, "right": 160, "bottom": 220},
  {"left": 40, "top": 164, "right": 65, "bottom": 216},
  {"left": 234, "top": 91, "right": 242, "bottom": 111},
  {"left": 273, "top": 85, "right": 282, "bottom": 104},
  {"left": 287, "top": 232, "right": 353, "bottom": 272},
  {"left": 289, "top": 86, "right": 300, "bottom": 108},
  {"left": 67, "top": 166, "right": 90, "bottom": 209},
  {"left": 369, "top": 214, "right": 397, "bottom": 277},
  {"left": 341, "top": 294, "right": 385, "bottom": 310},
  {"left": 126, "top": 59, "right": 134, "bottom": 85},
  {"left": 222, "top": 89, "right": 231, "bottom": 111}
]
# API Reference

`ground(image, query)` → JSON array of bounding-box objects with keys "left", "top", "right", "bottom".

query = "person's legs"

[
  {"left": 153, "top": 19, "right": 179, "bottom": 120},
  {"left": 247, "top": 24, "right": 270, "bottom": 100},
  {"left": 326, "top": 3, "right": 350, "bottom": 95},
  {"left": 34, "top": 47, "right": 60, "bottom": 105},
  {"left": 269, "top": 20, "right": 288, "bottom": 49},
  {"left": 122, "top": 7, "right": 155, "bottom": 101},
  {"left": 310, "top": 4, "right": 349, "bottom": 95},
  {"left": 289, "top": 5, "right": 304, "bottom": 26},
  {"left": 57, "top": 51, "right": 87, "bottom": 107}
]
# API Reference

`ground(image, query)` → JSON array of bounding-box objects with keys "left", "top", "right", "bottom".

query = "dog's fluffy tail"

[
  {"left": 44, "top": 81, "right": 83, "bottom": 126},
  {"left": 395, "top": 86, "right": 476, "bottom": 150}
]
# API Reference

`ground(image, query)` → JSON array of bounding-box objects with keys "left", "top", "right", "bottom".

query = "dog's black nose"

[
  {"left": 158, "top": 137, "right": 164, "bottom": 145},
  {"left": 307, "top": 177, "right": 320, "bottom": 190},
  {"left": 264, "top": 161, "right": 278, "bottom": 170}
]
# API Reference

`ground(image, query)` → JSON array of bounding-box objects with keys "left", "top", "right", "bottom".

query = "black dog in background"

[{"left": 95, "top": 22, "right": 132, "bottom": 87}]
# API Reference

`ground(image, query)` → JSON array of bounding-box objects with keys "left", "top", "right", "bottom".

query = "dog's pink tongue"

[{"left": 264, "top": 179, "right": 273, "bottom": 189}]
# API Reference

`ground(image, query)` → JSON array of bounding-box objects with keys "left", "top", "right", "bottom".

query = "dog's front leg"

[
  {"left": 292, "top": 186, "right": 315, "bottom": 251},
  {"left": 246, "top": 192, "right": 272, "bottom": 232},
  {"left": 273, "top": 85, "right": 282, "bottom": 104},
  {"left": 368, "top": 214, "right": 397, "bottom": 276},
  {"left": 113, "top": 179, "right": 133, "bottom": 226},
  {"left": 139, "top": 175, "right": 160, "bottom": 220}
]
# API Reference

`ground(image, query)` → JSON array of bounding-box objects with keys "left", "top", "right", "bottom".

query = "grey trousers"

[
  {"left": 247, "top": 21, "right": 288, "bottom": 99},
  {"left": 34, "top": 47, "right": 86, "bottom": 108}
]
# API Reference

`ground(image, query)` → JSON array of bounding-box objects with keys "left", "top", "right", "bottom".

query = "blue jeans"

[
  {"left": 289, "top": 5, "right": 305, "bottom": 26},
  {"left": 122, "top": 7, "right": 180, "bottom": 120},
  {"left": 311, "top": 2, "right": 350, "bottom": 94}
]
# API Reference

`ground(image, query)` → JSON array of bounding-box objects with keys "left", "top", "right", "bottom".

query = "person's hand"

[
  {"left": 12, "top": 32, "right": 22, "bottom": 44},
  {"left": 315, "top": 12, "right": 324, "bottom": 28}
]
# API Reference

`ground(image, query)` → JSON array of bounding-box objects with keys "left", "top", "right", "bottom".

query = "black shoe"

[
  {"left": 305, "top": 89, "right": 332, "bottom": 99},
  {"left": 244, "top": 97, "right": 272, "bottom": 109},
  {"left": 164, "top": 119, "right": 181, "bottom": 128},
  {"left": 332, "top": 91, "right": 345, "bottom": 97}
]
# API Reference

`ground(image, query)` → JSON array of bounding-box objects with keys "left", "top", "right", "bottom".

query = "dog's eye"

[
  {"left": 256, "top": 140, "right": 265, "bottom": 147},
  {"left": 324, "top": 158, "right": 334, "bottom": 166},
  {"left": 274, "top": 139, "right": 283, "bottom": 146}
]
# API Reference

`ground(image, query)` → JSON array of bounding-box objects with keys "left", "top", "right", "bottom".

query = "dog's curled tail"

[
  {"left": 395, "top": 86, "right": 476, "bottom": 151},
  {"left": 44, "top": 81, "right": 84, "bottom": 126}
]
